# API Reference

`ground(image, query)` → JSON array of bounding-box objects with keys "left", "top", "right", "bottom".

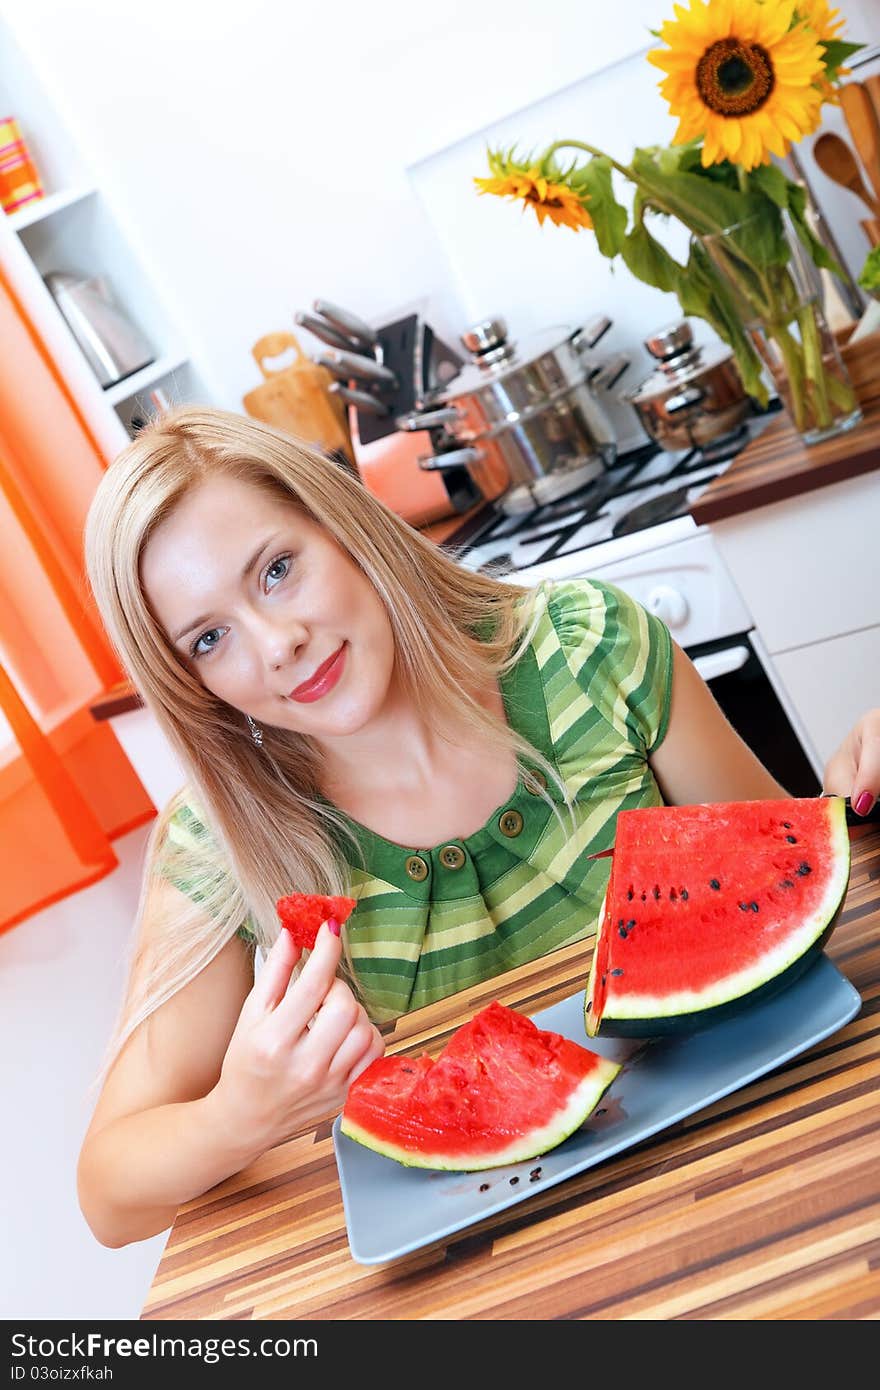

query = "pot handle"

[
  {"left": 665, "top": 385, "right": 705, "bottom": 415},
  {"left": 417, "top": 446, "right": 484, "bottom": 471},
  {"left": 399, "top": 407, "right": 461, "bottom": 430}
]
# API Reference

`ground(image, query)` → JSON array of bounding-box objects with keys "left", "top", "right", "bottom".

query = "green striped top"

[{"left": 162, "top": 578, "right": 672, "bottom": 1023}]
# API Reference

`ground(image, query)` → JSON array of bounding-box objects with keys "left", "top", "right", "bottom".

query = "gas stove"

[{"left": 445, "top": 406, "right": 781, "bottom": 581}]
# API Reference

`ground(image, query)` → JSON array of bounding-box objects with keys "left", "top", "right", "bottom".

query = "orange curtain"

[{"left": 0, "top": 266, "right": 156, "bottom": 934}]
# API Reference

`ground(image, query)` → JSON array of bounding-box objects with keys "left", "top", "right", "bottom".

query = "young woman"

[{"left": 77, "top": 405, "right": 878, "bottom": 1249}]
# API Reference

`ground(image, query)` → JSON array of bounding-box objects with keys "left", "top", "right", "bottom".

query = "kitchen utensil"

[
  {"left": 44, "top": 270, "right": 154, "bottom": 388},
  {"left": 419, "top": 317, "right": 617, "bottom": 505},
  {"left": 626, "top": 319, "right": 752, "bottom": 451},
  {"left": 316, "top": 349, "right": 398, "bottom": 388},
  {"left": 312, "top": 298, "right": 378, "bottom": 351},
  {"left": 334, "top": 955, "right": 860, "bottom": 1265},
  {"left": 242, "top": 332, "right": 354, "bottom": 465},
  {"left": 812, "top": 131, "right": 880, "bottom": 216},
  {"left": 327, "top": 381, "right": 390, "bottom": 416},
  {"left": 294, "top": 309, "right": 364, "bottom": 354},
  {"left": 839, "top": 81, "right": 880, "bottom": 205},
  {"left": 860, "top": 217, "right": 880, "bottom": 247}
]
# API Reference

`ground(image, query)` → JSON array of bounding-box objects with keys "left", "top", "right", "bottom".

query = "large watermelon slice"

[
  {"left": 585, "top": 796, "right": 851, "bottom": 1037},
  {"left": 340, "top": 1000, "right": 621, "bottom": 1170}
]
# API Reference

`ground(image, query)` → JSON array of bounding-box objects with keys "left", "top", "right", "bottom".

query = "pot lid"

[
  {"left": 434, "top": 323, "right": 582, "bottom": 401},
  {"left": 626, "top": 339, "right": 736, "bottom": 405}
]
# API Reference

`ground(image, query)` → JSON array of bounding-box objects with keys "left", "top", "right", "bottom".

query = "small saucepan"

[{"left": 626, "top": 320, "right": 752, "bottom": 452}]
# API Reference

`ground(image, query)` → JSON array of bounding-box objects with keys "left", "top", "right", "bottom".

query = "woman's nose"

[{"left": 252, "top": 612, "right": 307, "bottom": 671}]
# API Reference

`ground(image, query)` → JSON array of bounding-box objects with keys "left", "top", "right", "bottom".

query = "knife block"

[{"left": 243, "top": 332, "right": 354, "bottom": 467}]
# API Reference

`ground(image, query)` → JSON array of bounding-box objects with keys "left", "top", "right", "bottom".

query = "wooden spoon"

[
  {"left": 812, "top": 131, "right": 880, "bottom": 216},
  {"left": 839, "top": 82, "right": 880, "bottom": 205}
]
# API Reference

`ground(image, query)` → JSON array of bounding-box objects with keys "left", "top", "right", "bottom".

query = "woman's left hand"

[{"left": 824, "top": 708, "right": 880, "bottom": 817}]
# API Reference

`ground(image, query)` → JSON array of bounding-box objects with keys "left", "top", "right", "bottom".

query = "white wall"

[{"left": 12, "top": 0, "right": 877, "bottom": 445}]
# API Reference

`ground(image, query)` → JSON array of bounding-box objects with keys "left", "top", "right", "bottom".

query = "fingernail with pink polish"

[
  {"left": 326, "top": 917, "right": 341, "bottom": 937},
  {"left": 853, "top": 791, "right": 874, "bottom": 817}
]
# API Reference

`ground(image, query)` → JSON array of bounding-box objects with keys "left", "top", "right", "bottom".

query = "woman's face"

[{"left": 140, "top": 473, "right": 397, "bottom": 740}]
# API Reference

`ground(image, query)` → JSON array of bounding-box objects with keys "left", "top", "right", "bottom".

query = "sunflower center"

[{"left": 696, "top": 39, "right": 775, "bottom": 116}]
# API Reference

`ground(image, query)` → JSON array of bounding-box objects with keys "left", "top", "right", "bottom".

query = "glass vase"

[{"left": 698, "top": 211, "right": 862, "bottom": 446}]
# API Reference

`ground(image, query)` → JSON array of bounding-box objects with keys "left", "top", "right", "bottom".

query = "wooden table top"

[
  {"left": 142, "top": 823, "right": 880, "bottom": 1321},
  {"left": 691, "top": 330, "right": 880, "bottom": 526}
]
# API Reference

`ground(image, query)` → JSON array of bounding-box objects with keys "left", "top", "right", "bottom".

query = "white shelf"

[
  {"left": 104, "top": 352, "right": 189, "bottom": 405},
  {"left": 5, "top": 184, "right": 97, "bottom": 232}
]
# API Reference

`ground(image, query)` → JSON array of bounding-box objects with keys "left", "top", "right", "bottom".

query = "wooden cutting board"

[{"left": 242, "top": 332, "right": 354, "bottom": 465}]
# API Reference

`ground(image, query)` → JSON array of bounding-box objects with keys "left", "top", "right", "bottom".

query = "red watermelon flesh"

[
  {"left": 586, "top": 796, "right": 851, "bottom": 1037},
  {"left": 340, "top": 1000, "right": 621, "bottom": 1170},
  {"left": 276, "top": 892, "right": 357, "bottom": 949}
]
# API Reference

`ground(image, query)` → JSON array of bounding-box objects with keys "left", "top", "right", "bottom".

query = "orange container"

[{"left": 0, "top": 117, "right": 44, "bottom": 215}]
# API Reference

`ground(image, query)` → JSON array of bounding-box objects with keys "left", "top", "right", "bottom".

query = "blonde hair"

[{"left": 84, "top": 405, "right": 573, "bottom": 1084}]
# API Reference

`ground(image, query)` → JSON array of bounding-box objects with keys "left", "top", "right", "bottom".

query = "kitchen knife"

[
  {"left": 316, "top": 349, "right": 398, "bottom": 388},
  {"left": 313, "top": 299, "right": 378, "bottom": 350},
  {"left": 294, "top": 310, "right": 364, "bottom": 354},
  {"left": 328, "top": 382, "right": 390, "bottom": 417}
]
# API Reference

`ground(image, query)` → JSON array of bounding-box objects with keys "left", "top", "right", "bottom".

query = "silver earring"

[{"left": 246, "top": 714, "right": 264, "bottom": 748}]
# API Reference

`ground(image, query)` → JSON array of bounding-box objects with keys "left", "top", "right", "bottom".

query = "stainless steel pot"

[
  {"left": 406, "top": 317, "right": 619, "bottom": 513},
  {"left": 626, "top": 320, "right": 751, "bottom": 452}
]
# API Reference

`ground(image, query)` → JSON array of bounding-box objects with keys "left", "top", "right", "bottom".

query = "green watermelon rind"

[
  {"left": 339, "top": 1055, "right": 621, "bottom": 1171},
  {"left": 585, "top": 798, "right": 851, "bottom": 1038}
]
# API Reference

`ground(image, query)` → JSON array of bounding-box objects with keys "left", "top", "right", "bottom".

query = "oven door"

[{"left": 687, "top": 632, "right": 821, "bottom": 798}]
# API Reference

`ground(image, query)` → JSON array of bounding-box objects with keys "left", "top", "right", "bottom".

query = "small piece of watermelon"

[
  {"left": 585, "top": 796, "right": 851, "bottom": 1037},
  {"left": 340, "top": 1000, "right": 621, "bottom": 1171},
  {"left": 276, "top": 892, "right": 357, "bottom": 949}
]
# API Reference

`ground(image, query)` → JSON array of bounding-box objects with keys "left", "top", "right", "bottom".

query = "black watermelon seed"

[
  {"left": 510, "top": 1176, "right": 519, "bottom": 1185},
  {"left": 618, "top": 925, "right": 628, "bottom": 938},
  {"left": 739, "top": 901, "right": 749, "bottom": 911},
  {"left": 617, "top": 918, "right": 625, "bottom": 928},
  {"left": 402, "top": 1065, "right": 414, "bottom": 1073},
  {"left": 797, "top": 862, "right": 812, "bottom": 876},
  {"left": 601, "top": 974, "right": 607, "bottom": 987},
  {"left": 750, "top": 901, "right": 759, "bottom": 912},
  {"left": 681, "top": 888, "right": 689, "bottom": 900},
  {"left": 586, "top": 1000, "right": 592, "bottom": 1012},
  {"left": 479, "top": 1183, "right": 490, "bottom": 1192},
  {"left": 653, "top": 884, "right": 661, "bottom": 899},
  {"left": 627, "top": 888, "right": 634, "bottom": 901},
  {"left": 529, "top": 1168, "right": 542, "bottom": 1181},
  {"left": 626, "top": 919, "right": 636, "bottom": 930},
  {"left": 611, "top": 967, "right": 624, "bottom": 976},
  {"left": 786, "top": 835, "right": 797, "bottom": 844},
  {"left": 782, "top": 821, "right": 792, "bottom": 829},
  {"left": 780, "top": 878, "right": 794, "bottom": 889},
  {"left": 641, "top": 892, "right": 647, "bottom": 901},
  {"left": 709, "top": 879, "right": 721, "bottom": 890}
]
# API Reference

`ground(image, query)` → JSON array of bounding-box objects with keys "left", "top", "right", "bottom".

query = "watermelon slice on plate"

[
  {"left": 340, "top": 1000, "right": 621, "bottom": 1171},
  {"left": 585, "top": 796, "right": 851, "bottom": 1037},
  {"left": 276, "top": 892, "right": 357, "bottom": 949}
]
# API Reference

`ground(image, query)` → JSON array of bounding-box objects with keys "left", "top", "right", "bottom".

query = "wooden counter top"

[
  {"left": 691, "top": 331, "right": 880, "bottom": 525},
  {"left": 141, "top": 821, "right": 880, "bottom": 1322}
]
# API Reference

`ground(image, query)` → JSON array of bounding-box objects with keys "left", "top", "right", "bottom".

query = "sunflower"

[
  {"left": 795, "top": 1, "right": 851, "bottom": 96},
  {"left": 474, "top": 152, "right": 592, "bottom": 232},
  {"left": 648, "top": 0, "right": 826, "bottom": 170}
]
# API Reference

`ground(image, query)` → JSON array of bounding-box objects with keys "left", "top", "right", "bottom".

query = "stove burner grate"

[{"left": 611, "top": 486, "right": 693, "bottom": 538}]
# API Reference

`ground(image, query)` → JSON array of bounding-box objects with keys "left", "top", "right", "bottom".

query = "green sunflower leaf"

[
  {"left": 820, "top": 39, "right": 864, "bottom": 83},
  {"left": 572, "top": 156, "right": 627, "bottom": 257}
]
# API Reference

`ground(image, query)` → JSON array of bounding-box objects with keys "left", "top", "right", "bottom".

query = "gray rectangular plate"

[{"left": 332, "top": 954, "right": 861, "bottom": 1265}]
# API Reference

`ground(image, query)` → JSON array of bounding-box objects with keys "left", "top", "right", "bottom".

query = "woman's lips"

[{"left": 288, "top": 643, "right": 347, "bottom": 703}]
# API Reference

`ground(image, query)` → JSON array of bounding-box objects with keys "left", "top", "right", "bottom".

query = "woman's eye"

[
  {"left": 265, "top": 554, "right": 292, "bottom": 590},
  {"left": 191, "top": 628, "right": 225, "bottom": 659}
]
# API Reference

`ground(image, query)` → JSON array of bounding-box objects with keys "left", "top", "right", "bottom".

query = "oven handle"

[{"left": 692, "top": 645, "right": 750, "bottom": 683}]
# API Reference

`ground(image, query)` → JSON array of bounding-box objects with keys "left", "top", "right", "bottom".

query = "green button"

[
  {"left": 405, "top": 854, "right": 429, "bottom": 882},
  {"left": 499, "top": 809, "right": 524, "bottom": 838}
]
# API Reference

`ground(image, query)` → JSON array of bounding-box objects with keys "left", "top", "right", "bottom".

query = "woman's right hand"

[{"left": 211, "top": 920, "right": 385, "bottom": 1153}]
